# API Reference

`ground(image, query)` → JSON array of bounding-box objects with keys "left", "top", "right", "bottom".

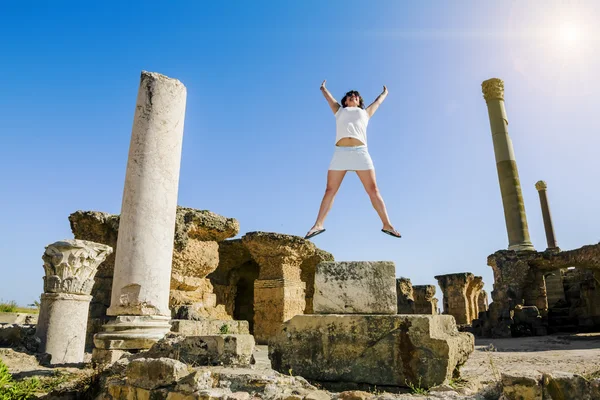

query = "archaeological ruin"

[{"left": 2, "top": 71, "right": 599, "bottom": 400}]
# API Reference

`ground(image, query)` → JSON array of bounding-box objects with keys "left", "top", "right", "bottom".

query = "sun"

[{"left": 557, "top": 22, "right": 581, "bottom": 48}]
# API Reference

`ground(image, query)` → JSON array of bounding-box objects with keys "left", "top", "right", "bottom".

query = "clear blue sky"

[{"left": 1, "top": 1, "right": 599, "bottom": 307}]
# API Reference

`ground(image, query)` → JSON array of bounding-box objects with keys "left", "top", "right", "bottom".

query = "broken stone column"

[
  {"left": 269, "top": 261, "right": 474, "bottom": 389},
  {"left": 535, "top": 180, "right": 559, "bottom": 251},
  {"left": 94, "top": 71, "right": 187, "bottom": 352},
  {"left": 396, "top": 277, "right": 416, "bottom": 314},
  {"left": 413, "top": 285, "right": 438, "bottom": 314},
  {"left": 478, "top": 290, "right": 489, "bottom": 313},
  {"left": 466, "top": 276, "right": 484, "bottom": 324},
  {"left": 482, "top": 78, "right": 535, "bottom": 252},
  {"left": 242, "top": 232, "right": 314, "bottom": 344},
  {"left": 36, "top": 240, "right": 112, "bottom": 364},
  {"left": 435, "top": 273, "right": 474, "bottom": 324}
]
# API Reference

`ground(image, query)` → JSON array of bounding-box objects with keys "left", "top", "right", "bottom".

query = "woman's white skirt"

[{"left": 328, "top": 145, "right": 374, "bottom": 171}]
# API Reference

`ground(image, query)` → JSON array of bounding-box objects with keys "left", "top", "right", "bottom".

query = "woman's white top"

[{"left": 334, "top": 106, "right": 369, "bottom": 145}]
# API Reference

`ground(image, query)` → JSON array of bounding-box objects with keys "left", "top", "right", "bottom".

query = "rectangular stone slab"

[
  {"left": 268, "top": 314, "right": 474, "bottom": 388},
  {"left": 313, "top": 261, "right": 397, "bottom": 314}
]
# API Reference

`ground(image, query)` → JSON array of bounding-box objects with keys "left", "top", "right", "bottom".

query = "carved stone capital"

[
  {"left": 42, "top": 239, "right": 113, "bottom": 294},
  {"left": 535, "top": 180, "right": 547, "bottom": 191},
  {"left": 482, "top": 78, "right": 504, "bottom": 102}
]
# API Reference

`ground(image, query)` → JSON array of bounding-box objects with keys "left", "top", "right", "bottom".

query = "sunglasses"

[{"left": 346, "top": 92, "right": 360, "bottom": 98}]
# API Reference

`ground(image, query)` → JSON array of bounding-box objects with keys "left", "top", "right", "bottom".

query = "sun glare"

[{"left": 557, "top": 22, "right": 581, "bottom": 48}]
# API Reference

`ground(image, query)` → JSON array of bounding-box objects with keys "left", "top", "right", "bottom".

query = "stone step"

[{"left": 269, "top": 314, "right": 474, "bottom": 389}]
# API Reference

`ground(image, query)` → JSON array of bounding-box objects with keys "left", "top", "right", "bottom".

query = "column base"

[
  {"left": 508, "top": 242, "right": 536, "bottom": 252},
  {"left": 93, "top": 315, "right": 171, "bottom": 350}
]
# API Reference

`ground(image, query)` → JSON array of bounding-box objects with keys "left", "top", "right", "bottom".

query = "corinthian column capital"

[
  {"left": 535, "top": 180, "right": 548, "bottom": 191},
  {"left": 482, "top": 78, "right": 504, "bottom": 102},
  {"left": 42, "top": 239, "right": 113, "bottom": 294}
]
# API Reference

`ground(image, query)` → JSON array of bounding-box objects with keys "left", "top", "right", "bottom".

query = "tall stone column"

[
  {"left": 94, "top": 71, "right": 187, "bottom": 351},
  {"left": 535, "top": 180, "right": 559, "bottom": 250},
  {"left": 36, "top": 240, "right": 112, "bottom": 364},
  {"left": 482, "top": 78, "right": 535, "bottom": 252}
]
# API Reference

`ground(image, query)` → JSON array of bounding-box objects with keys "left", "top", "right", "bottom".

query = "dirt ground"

[
  {"left": 2, "top": 332, "right": 600, "bottom": 395},
  {"left": 461, "top": 333, "right": 600, "bottom": 388}
]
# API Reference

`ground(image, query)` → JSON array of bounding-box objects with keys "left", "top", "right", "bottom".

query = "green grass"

[
  {"left": 0, "top": 300, "right": 39, "bottom": 314},
  {"left": 0, "top": 359, "right": 73, "bottom": 399},
  {"left": 405, "top": 377, "right": 429, "bottom": 395}
]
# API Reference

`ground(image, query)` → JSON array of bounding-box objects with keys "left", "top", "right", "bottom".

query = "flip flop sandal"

[
  {"left": 304, "top": 228, "right": 326, "bottom": 239},
  {"left": 382, "top": 228, "right": 402, "bottom": 238}
]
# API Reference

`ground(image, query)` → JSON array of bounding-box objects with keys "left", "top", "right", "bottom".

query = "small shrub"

[
  {"left": 219, "top": 324, "right": 230, "bottom": 334},
  {"left": 405, "top": 377, "right": 429, "bottom": 395},
  {"left": 0, "top": 300, "right": 18, "bottom": 313}
]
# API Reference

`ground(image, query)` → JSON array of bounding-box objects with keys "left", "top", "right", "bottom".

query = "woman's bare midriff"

[{"left": 335, "top": 137, "right": 365, "bottom": 147}]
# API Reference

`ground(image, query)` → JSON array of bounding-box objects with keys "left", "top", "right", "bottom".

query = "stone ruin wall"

[
  {"left": 69, "top": 207, "right": 239, "bottom": 348},
  {"left": 435, "top": 273, "right": 485, "bottom": 325},
  {"left": 395, "top": 278, "right": 439, "bottom": 315},
  {"left": 69, "top": 208, "right": 334, "bottom": 347},
  {"left": 474, "top": 243, "right": 600, "bottom": 338}
]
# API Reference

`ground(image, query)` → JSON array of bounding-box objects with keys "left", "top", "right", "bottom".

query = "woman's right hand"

[{"left": 320, "top": 80, "right": 326, "bottom": 91}]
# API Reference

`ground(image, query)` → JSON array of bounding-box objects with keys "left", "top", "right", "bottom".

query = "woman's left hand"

[{"left": 382, "top": 85, "right": 388, "bottom": 94}]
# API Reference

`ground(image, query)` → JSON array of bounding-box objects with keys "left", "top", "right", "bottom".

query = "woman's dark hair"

[{"left": 341, "top": 90, "right": 365, "bottom": 109}]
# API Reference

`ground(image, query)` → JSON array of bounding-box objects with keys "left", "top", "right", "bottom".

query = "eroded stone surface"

[
  {"left": 413, "top": 285, "right": 438, "bottom": 315},
  {"left": 242, "top": 232, "right": 316, "bottom": 281},
  {"left": 396, "top": 277, "right": 415, "bottom": 314},
  {"left": 70, "top": 207, "right": 238, "bottom": 347},
  {"left": 269, "top": 314, "right": 474, "bottom": 388},
  {"left": 478, "top": 244, "right": 600, "bottom": 338},
  {"left": 313, "top": 261, "right": 397, "bottom": 314},
  {"left": 435, "top": 273, "right": 474, "bottom": 325},
  {"left": 143, "top": 333, "right": 255, "bottom": 366},
  {"left": 126, "top": 357, "right": 191, "bottom": 390}
]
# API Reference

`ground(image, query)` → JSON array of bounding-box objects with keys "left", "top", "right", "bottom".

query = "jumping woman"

[{"left": 304, "top": 80, "right": 401, "bottom": 240}]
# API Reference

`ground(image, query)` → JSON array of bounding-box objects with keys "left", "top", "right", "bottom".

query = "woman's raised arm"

[
  {"left": 320, "top": 80, "right": 341, "bottom": 114},
  {"left": 365, "top": 85, "right": 388, "bottom": 118}
]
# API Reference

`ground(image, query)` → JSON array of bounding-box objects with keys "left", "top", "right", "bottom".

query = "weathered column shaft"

[
  {"left": 37, "top": 293, "right": 91, "bottom": 363},
  {"left": 482, "top": 78, "right": 535, "bottom": 252},
  {"left": 535, "top": 180, "right": 558, "bottom": 250},
  {"left": 96, "top": 71, "right": 187, "bottom": 350}
]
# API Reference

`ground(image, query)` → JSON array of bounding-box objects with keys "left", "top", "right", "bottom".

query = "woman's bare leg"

[
  {"left": 306, "top": 170, "right": 347, "bottom": 236},
  {"left": 356, "top": 169, "right": 400, "bottom": 235}
]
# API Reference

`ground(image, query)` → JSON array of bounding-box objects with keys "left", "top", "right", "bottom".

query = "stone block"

[
  {"left": 542, "top": 372, "right": 592, "bottom": 400},
  {"left": 313, "top": 261, "right": 396, "bottom": 314},
  {"left": 126, "top": 357, "right": 190, "bottom": 390},
  {"left": 170, "top": 318, "right": 249, "bottom": 336},
  {"left": 146, "top": 333, "right": 255, "bottom": 366},
  {"left": 501, "top": 370, "right": 543, "bottom": 400},
  {"left": 269, "top": 314, "right": 474, "bottom": 388},
  {"left": 91, "top": 348, "right": 129, "bottom": 365}
]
